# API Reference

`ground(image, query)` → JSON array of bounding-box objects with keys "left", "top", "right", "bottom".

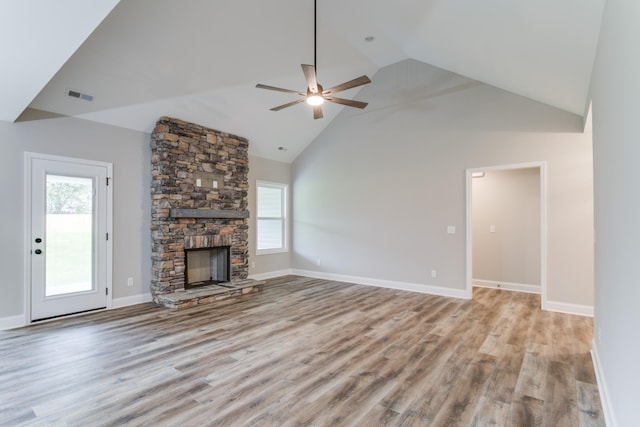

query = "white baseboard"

[
  {"left": 112, "top": 293, "right": 153, "bottom": 309},
  {"left": 0, "top": 294, "right": 152, "bottom": 330},
  {"left": 0, "top": 315, "right": 26, "bottom": 331},
  {"left": 292, "top": 269, "right": 470, "bottom": 299},
  {"left": 591, "top": 340, "right": 617, "bottom": 427},
  {"left": 544, "top": 300, "right": 594, "bottom": 317},
  {"left": 249, "top": 269, "right": 295, "bottom": 281},
  {"left": 473, "top": 279, "right": 540, "bottom": 294},
  {"left": 473, "top": 280, "right": 593, "bottom": 317}
]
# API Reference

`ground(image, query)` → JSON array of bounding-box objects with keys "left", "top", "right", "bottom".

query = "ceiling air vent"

[{"left": 66, "top": 89, "right": 94, "bottom": 102}]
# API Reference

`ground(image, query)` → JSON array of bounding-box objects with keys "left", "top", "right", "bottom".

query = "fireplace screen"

[{"left": 185, "top": 246, "right": 230, "bottom": 288}]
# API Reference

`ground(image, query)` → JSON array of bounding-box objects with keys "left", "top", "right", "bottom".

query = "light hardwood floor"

[{"left": 0, "top": 276, "right": 604, "bottom": 426}]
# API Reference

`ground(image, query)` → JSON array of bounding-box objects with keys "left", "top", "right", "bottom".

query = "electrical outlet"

[
  {"left": 316, "top": 259, "right": 321, "bottom": 266},
  {"left": 431, "top": 270, "right": 437, "bottom": 278},
  {"left": 127, "top": 277, "right": 134, "bottom": 287},
  {"left": 251, "top": 261, "right": 255, "bottom": 268}
]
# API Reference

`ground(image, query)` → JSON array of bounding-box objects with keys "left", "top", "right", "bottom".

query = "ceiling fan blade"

[
  {"left": 270, "top": 98, "right": 307, "bottom": 111},
  {"left": 322, "top": 75, "right": 371, "bottom": 95},
  {"left": 313, "top": 105, "right": 323, "bottom": 120},
  {"left": 302, "top": 64, "right": 319, "bottom": 93},
  {"left": 324, "top": 96, "right": 368, "bottom": 109},
  {"left": 256, "top": 84, "right": 306, "bottom": 96}
]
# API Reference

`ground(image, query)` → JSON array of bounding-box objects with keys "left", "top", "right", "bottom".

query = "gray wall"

[
  {"left": 590, "top": 0, "right": 640, "bottom": 424},
  {"left": 472, "top": 168, "right": 540, "bottom": 287},
  {"left": 0, "top": 116, "right": 150, "bottom": 320},
  {"left": 292, "top": 59, "right": 594, "bottom": 306},
  {"left": 247, "top": 155, "right": 292, "bottom": 277},
  {"left": 0, "top": 116, "right": 294, "bottom": 323}
]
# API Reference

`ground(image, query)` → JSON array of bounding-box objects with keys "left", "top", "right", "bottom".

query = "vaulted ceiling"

[{"left": 1, "top": 0, "right": 605, "bottom": 162}]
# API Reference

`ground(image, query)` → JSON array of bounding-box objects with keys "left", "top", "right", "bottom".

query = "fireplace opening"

[{"left": 185, "top": 246, "right": 231, "bottom": 289}]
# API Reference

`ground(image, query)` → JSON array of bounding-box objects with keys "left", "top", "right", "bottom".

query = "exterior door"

[{"left": 28, "top": 153, "right": 112, "bottom": 321}]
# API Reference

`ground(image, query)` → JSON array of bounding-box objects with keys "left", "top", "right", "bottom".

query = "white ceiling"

[
  {"left": 2, "top": 0, "right": 605, "bottom": 162},
  {"left": 0, "top": 0, "right": 120, "bottom": 122}
]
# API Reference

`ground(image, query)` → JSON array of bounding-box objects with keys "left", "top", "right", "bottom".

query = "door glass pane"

[{"left": 45, "top": 175, "right": 94, "bottom": 296}]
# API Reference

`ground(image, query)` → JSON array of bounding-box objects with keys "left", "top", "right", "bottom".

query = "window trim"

[{"left": 256, "top": 180, "right": 288, "bottom": 255}]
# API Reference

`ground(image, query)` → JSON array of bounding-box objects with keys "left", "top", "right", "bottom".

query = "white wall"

[
  {"left": 292, "top": 59, "right": 594, "bottom": 307},
  {"left": 247, "top": 155, "right": 292, "bottom": 278},
  {"left": 472, "top": 168, "right": 540, "bottom": 287},
  {"left": 589, "top": 0, "right": 640, "bottom": 425},
  {"left": 0, "top": 115, "right": 150, "bottom": 326}
]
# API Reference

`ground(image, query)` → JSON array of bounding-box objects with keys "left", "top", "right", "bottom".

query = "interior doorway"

[{"left": 465, "top": 162, "right": 547, "bottom": 309}]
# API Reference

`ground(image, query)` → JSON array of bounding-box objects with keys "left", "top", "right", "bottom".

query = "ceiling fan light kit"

[
  {"left": 256, "top": 0, "right": 371, "bottom": 119},
  {"left": 306, "top": 93, "right": 324, "bottom": 106}
]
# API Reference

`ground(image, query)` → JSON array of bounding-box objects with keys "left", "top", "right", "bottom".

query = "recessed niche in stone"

[{"left": 185, "top": 246, "right": 230, "bottom": 288}]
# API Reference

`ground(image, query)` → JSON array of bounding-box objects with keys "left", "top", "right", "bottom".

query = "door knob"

[{"left": 34, "top": 249, "right": 42, "bottom": 254}]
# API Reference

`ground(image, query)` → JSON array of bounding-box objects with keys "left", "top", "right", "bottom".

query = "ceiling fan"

[{"left": 256, "top": 0, "right": 371, "bottom": 120}]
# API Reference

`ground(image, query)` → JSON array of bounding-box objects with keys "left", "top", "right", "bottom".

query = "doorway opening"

[{"left": 465, "top": 162, "right": 547, "bottom": 309}]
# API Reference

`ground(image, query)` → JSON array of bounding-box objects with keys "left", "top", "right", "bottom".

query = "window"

[{"left": 256, "top": 181, "right": 287, "bottom": 254}]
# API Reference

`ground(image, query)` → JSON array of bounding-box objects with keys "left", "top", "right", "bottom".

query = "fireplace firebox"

[{"left": 185, "top": 246, "right": 231, "bottom": 289}]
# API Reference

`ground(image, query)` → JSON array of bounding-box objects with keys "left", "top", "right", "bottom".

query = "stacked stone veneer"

[{"left": 150, "top": 116, "right": 249, "bottom": 301}]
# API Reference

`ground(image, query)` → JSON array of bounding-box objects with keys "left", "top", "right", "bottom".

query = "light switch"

[
  {"left": 196, "top": 178, "right": 202, "bottom": 187},
  {"left": 213, "top": 180, "right": 218, "bottom": 189},
  {"left": 490, "top": 225, "right": 496, "bottom": 233},
  {"left": 447, "top": 226, "right": 456, "bottom": 234}
]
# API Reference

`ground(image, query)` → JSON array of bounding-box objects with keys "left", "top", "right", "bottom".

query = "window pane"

[
  {"left": 45, "top": 175, "right": 94, "bottom": 296},
  {"left": 257, "top": 182, "right": 286, "bottom": 252},
  {"left": 257, "top": 219, "right": 283, "bottom": 250},
  {"left": 257, "top": 186, "right": 282, "bottom": 217}
]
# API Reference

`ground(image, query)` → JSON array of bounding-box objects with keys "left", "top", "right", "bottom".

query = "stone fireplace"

[{"left": 150, "top": 116, "right": 262, "bottom": 309}]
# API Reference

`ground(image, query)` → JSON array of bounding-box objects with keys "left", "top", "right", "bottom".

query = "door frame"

[
  {"left": 24, "top": 152, "right": 113, "bottom": 323},
  {"left": 465, "top": 161, "right": 547, "bottom": 309}
]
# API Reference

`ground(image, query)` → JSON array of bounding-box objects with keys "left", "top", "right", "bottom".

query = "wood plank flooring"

[{"left": 0, "top": 276, "right": 604, "bottom": 426}]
